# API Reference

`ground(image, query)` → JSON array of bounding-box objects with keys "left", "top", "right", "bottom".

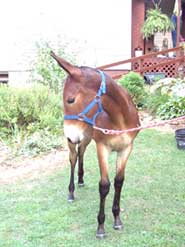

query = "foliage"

[
  {"left": 0, "top": 85, "right": 63, "bottom": 154},
  {"left": 31, "top": 41, "right": 75, "bottom": 94},
  {"left": 18, "top": 129, "right": 63, "bottom": 156},
  {"left": 0, "top": 131, "right": 185, "bottom": 246},
  {"left": 141, "top": 7, "right": 174, "bottom": 39},
  {"left": 149, "top": 78, "right": 185, "bottom": 97},
  {"left": 146, "top": 92, "right": 170, "bottom": 114},
  {"left": 118, "top": 72, "right": 146, "bottom": 107},
  {"left": 147, "top": 78, "right": 185, "bottom": 119},
  {"left": 157, "top": 96, "right": 185, "bottom": 119}
]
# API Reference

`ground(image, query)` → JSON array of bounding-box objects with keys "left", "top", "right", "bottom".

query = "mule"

[{"left": 51, "top": 51, "right": 140, "bottom": 238}]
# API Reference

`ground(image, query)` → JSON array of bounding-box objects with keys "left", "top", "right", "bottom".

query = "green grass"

[{"left": 0, "top": 130, "right": 185, "bottom": 247}]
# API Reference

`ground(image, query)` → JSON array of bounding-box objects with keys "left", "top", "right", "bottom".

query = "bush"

[
  {"left": 18, "top": 129, "right": 63, "bottom": 156},
  {"left": 0, "top": 85, "right": 63, "bottom": 142},
  {"left": 146, "top": 78, "right": 185, "bottom": 119},
  {"left": 31, "top": 41, "right": 75, "bottom": 93},
  {"left": 146, "top": 91, "right": 170, "bottom": 114},
  {"left": 118, "top": 72, "right": 146, "bottom": 107},
  {"left": 149, "top": 78, "right": 185, "bottom": 97},
  {"left": 157, "top": 97, "right": 185, "bottom": 119}
]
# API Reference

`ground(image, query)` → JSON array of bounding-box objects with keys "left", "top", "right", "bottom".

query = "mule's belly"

[{"left": 104, "top": 133, "right": 133, "bottom": 152}]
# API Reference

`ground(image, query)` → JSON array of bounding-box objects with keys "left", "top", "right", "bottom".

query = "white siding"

[{"left": 0, "top": 0, "right": 131, "bottom": 85}]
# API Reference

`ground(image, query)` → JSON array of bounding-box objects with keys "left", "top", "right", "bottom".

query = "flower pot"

[{"left": 175, "top": 129, "right": 185, "bottom": 150}]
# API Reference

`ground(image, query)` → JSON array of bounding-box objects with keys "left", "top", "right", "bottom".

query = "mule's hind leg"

[
  {"left": 68, "top": 140, "right": 78, "bottom": 202},
  {"left": 112, "top": 144, "right": 133, "bottom": 230}
]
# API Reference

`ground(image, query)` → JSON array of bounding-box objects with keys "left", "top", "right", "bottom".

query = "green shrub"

[
  {"left": 0, "top": 85, "right": 63, "bottom": 140},
  {"left": 0, "top": 86, "right": 18, "bottom": 136},
  {"left": 146, "top": 78, "right": 185, "bottom": 119},
  {"left": 157, "top": 97, "right": 185, "bottom": 119},
  {"left": 18, "top": 129, "right": 63, "bottom": 156},
  {"left": 118, "top": 72, "right": 146, "bottom": 107},
  {"left": 146, "top": 92, "right": 170, "bottom": 114}
]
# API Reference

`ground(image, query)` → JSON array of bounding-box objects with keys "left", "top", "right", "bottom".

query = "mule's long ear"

[{"left": 50, "top": 51, "right": 81, "bottom": 77}]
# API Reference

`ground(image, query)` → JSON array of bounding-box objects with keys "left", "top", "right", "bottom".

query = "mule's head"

[{"left": 51, "top": 51, "right": 102, "bottom": 144}]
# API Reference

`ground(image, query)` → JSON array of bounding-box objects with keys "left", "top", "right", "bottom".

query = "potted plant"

[{"left": 141, "top": 3, "right": 174, "bottom": 40}]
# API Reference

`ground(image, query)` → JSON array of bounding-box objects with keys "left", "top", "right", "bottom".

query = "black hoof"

[{"left": 68, "top": 194, "right": 74, "bottom": 202}]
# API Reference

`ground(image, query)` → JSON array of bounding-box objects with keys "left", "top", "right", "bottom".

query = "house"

[
  {"left": 132, "top": 0, "right": 185, "bottom": 56},
  {"left": 0, "top": 0, "right": 132, "bottom": 86},
  {"left": 0, "top": 0, "right": 184, "bottom": 85},
  {"left": 99, "top": 0, "right": 185, "bottom": 79}
]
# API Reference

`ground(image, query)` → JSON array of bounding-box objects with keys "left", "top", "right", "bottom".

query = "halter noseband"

[{"left": 64, "top": 70, "right": 106, "bottom": 126}]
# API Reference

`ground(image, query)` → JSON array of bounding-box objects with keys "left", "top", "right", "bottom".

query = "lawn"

[{"left": 0, "top": 130, "right": 185, "bottom": 247}]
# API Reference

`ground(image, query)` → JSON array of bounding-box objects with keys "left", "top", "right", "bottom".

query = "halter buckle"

[
  {"left": 94, "top": 95, "right": 101, "bottom": 102},
  {"left": 78, "top": 113, "right": 85, "bottom": 121}
]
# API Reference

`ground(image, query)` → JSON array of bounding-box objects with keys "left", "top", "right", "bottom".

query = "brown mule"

[{"left": 51, "top": 51, "right": 140, "bottom": 238}]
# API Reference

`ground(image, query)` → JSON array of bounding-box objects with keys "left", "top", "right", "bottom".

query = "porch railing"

[{"left": 97, "top": 46, "right": 185, "bottom": 79}]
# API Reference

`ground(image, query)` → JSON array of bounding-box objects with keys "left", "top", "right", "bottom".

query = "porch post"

[{"left": 176, "top": 0, "right": 181, "bottom": 47}]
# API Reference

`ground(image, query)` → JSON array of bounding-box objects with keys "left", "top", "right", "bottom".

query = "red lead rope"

[{"left": 93, "top": 115, "right": 185, "bottom": 135}]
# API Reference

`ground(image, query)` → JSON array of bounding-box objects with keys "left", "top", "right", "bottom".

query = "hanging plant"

[{"left": 141, "top": 7, "right": 175, "bottom": 40}]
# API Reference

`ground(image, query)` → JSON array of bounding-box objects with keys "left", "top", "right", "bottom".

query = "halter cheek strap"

[{"left": 64, "top": 70, "right": 106, "bottom": 126}]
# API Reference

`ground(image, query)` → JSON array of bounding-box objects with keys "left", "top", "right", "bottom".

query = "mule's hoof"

[
  {"left": 96, "top": 228, "right": 106, "bottom": 239},
  {"left": 113, "top": 222, "right": 123, "bottom": 230},
  {"left": 113, "top": 218, "right": 123, "bottom": 230},
  {"left": 96, "top": 232, "right": 106, "bottom": 239},
  {"left": 78, "top": 182, "right": 85, "bottom": 187},
  {"left": 67, "top": 194, "right": 74, "bottom": 202}
]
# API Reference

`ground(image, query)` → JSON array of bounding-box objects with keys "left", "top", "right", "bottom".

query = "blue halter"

[{"left": 64, "top": 70, "right": 106, "bottom": 126}]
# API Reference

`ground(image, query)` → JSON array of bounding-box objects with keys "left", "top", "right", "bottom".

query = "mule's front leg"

[
  {"left": 96, "top": 144, "right": 110, "bottom": 238},
  {"left": 112, "top": 145, "right": 132, "bottom": 230},
  {"left": 77, "top": 137, "right": 91, "bottom": 186},
  {"left": 77, "top": 145, "right": 84, "bottom": 186},
  {"left": 68, "top": 140, "right": 78, "bottom": 202}
]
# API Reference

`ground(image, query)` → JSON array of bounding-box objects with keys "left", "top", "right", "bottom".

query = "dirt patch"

[{"left": 0, "top": 144, "right": 69, "bottom": 185}]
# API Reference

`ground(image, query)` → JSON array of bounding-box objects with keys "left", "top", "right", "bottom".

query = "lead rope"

[{"left": 93, "top": 115, "right": 185, "bottom": 135}]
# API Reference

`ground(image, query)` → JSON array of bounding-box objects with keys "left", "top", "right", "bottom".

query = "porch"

[{"left": 98, "top": 46, "right": 185, "bottom": 79}]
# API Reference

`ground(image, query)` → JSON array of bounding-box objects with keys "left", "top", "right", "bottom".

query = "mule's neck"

[{"left": 101, "top": 76, "right": 139, "bottom": 128}]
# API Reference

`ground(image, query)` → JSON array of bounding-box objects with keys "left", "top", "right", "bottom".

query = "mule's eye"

[{"left": 67, "top": 97, "right": 75, "bottom": 104}]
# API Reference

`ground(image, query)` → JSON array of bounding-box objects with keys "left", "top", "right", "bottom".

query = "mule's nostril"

[{"left": 67, "top": 97, "right": 75, "bottom": 104}]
